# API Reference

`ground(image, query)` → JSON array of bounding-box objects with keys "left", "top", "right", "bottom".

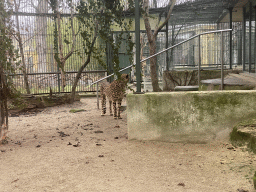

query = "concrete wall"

[{"left": 127, "top": 90, "right": 256, "bottom": 143}]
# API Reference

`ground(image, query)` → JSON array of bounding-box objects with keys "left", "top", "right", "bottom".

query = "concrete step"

[
  {"left": 228, "top": 73, "right": 256, "bottom": 86},
  {"left": 230, "top": 118, "right": 256, "bottom": 154}
]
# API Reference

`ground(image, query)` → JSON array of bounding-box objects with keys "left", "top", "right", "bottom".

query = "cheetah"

[{"left": 100, "top": 74, "right": 129, "bottom": 119}]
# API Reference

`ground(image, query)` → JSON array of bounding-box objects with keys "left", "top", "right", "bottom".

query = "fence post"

[
  {"left": 198, "top": 35, "right": 201, "bottom": 86},
  {"left": 221, "top": 31, "right": 224, "bottom": 90},
  {"left": 96, "top": 82, "right": 99, "bottom": 109},
  {"left": 135, "top": 0, "right": 141, "bottom": 93}
]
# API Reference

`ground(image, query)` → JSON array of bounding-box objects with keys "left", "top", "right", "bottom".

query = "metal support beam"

[
  {"left": 242, "top": 7, "right": 246, "bottom": 71},
  {"left": 229, "top": 7, "right": 233, "bottom": 69},
  {"left": 96, "top": 83, "right": 99, "bottom": 109},
  {"left": 198, "top": 36, "right": 201, "bottom": 86},
  {"left": 255, "top": 7, "right": 256, "bottom": 71},
  {"left": 166, "top": 13, "right": 169, "bottom": 71},
  {"left": 221, "top": 31, "right": 224, "bottom": 90},
  {"left": 248, "top": 2, "right": 252, "bottom": 73},
  {"left": 135, "top": 0, "right": 141, "bottom": 93}
]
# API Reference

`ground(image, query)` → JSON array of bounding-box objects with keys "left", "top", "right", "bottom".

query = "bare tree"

[
  {"left": 70, "top": 21, "right": 98, "bottom": 102},
  {"left": 13, "top": 0, "right": 31, "bottom": 94},
  {"left": 142, "top": 0, "right": 176, "bottom": 92},
  {"left": 49, "top": 0, "right": 77, "bottom": 92}
]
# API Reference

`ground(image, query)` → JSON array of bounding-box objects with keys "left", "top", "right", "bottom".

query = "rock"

[
  {"left": 58, "top": 131, "right": 70, "bottom": 137},
  {"left": 73, "top": 142, "right": 80, "bottom": 147},
  {"left": 94, "top": 130, "right": 103, "bottom": 133},
  {"left": 230, "top": 118, "right": 256, "bottom": 154},
  {"left": 178, "top": 183, "right": 185, "bottom": 187}
]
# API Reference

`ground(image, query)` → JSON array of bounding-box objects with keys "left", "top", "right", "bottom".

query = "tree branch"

[
  {"left": 142, "top": 0, "right": 155, "bottom": 44},
  {"left": 153, "top": 0, "right": 176, "bottom": 37},
  {"left": 70, "top": 18, "right": 99, "bottom": 102},
  {"left": 63, "top": 3, "right": 77, "bottom": 62}
]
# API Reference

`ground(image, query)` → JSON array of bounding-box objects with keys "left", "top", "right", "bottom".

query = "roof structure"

[
  {"left": 219, "top": 0, "right": 251, "bottom": 22},
  {"left": 150, "top": 0, "right": 242, "bottom": 24}
]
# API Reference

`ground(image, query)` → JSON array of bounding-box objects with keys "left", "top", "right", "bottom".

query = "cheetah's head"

[{"left": 121, "top": 74, "right": 129, "bottom": 83}]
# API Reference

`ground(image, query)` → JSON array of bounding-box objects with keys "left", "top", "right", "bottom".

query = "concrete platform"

[
  {"left": 201, "top": 72, "right": 256, "bottom": 87},
  {"left": 127, "top": 90, "right": 256, "bottom": 143}
]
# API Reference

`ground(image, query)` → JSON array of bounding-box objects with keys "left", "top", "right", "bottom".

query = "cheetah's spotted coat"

[{"left": 100, "top": 74, "right": 129, "bottom": 119}]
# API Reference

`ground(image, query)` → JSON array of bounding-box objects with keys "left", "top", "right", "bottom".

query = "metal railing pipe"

[
  {"left": 91, "top": 29, "right": 232, "bottom": 108},
  {"left": 91, "top": 29, "right": 232, "bottom": 86}
]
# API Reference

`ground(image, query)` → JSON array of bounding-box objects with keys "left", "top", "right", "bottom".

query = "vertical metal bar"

[
  {"left": 97, "top": 82, "right": 99, "bottom": 109},
  {"left": 255, "top": 8, "right": 256, "bottom": 71},
  {"left": 198, "top": 35, "right": 201, "bottom": 86},
  {"left": 221, "top": 31, "right": 224, "bottom": 90},
  {"left": 135, "top": 0, "right": 141, "bottom": 93},
  {"left": 170, "top": 24, "right": 175, "bottom": 69},
  {"left": 166, "top": 13, "right": 169, "bottom": 71},
  {"left": 248, "top": 2, "right": 252, "bottom": 73},
  {"left": 229, "top": 7, "right": 233, "bottom": 69},
  {"left": 242, "top": 7, "right": 246, "bottom": 71},
  {"left": 0, "top": 71, "right": 2, "bottom": 125}
]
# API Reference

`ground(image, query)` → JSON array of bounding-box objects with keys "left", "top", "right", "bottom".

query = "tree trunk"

[
  {"left": 69, "top": 15, "right": 99, "bottom": 103},
  {"left": 14, "top": 0, "right": 30, "bottom": 94},
  {"left": 149, "top": 39, "right": 161, "bottom": 92},
  {"left": 17, "top": 32, "right": 31, "bottom": 94},
  {"left": 53, "top": 2, "right": 76, "bottom": 92},
  {"left": 70, "top": 33, "right": 98, "bottom": 103},
  {"left": 142, "top": 0, "right": 176, "bottom": 92},
  {"left": 70, "top": 57, "right": 91, "bottom": 103},
  {"left": 60, "top": 66, "right": 66, "bottom": 92},
  {"left": 0, "top": 65, "right": 8, "bottom": 143}
]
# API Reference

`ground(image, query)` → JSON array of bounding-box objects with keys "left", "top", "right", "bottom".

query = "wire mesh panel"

[
  {"left": 9, "top": 0, "right": 107, "bottom": 95},
  {"left": 140, "top": 22, "right": 235, "bottom": 86},
  {"left": 6, "top": 0, "right": 248, "bottom": 93},
  {"left": 137, "top": 0, "right": 244, "bottom": 88},
  {"left": 243, "top": 20, "right": 256, "bottom": 72}
]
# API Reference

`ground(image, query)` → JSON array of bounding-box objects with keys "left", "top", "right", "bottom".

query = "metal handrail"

[
  {"left": 92, "top": 28, "right": 232, "bottom": 109},
  {"left": 91, "top": 29, "right": 232, "bottom": 86}
]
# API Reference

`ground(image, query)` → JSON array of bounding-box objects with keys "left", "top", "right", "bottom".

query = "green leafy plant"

[
  {"left": 68, "top": 0, "right": 134, "bottom": 102},
  {"left": 0, "top": 0, "right": 19, "bottom": 142}
]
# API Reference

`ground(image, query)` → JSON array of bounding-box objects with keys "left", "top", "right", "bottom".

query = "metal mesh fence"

[
  {"left": 6, "top": 0, "right": 251, "bottom": 94},
  {"left": 10, "top": 0, "right": 107, "bottom": 95},
  {"left": 139, "top": 22, "right": 242, "bottom": 85},
  {"left": 244, "top": 20, "right": 256, "bottom": 72}
]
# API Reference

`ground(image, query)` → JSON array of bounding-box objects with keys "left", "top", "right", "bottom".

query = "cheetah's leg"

[
  {"left": 113, "top": 101, "right": 117, "bottom": 119},
  {"left": 109, "top": 100, "right": 113, "bottom": 116},
  {"left": 117, "top": 99, "right": 122, "bottom": 119},
  {"left": 101, "top": 94, "right": 106, "bottom": 116}
]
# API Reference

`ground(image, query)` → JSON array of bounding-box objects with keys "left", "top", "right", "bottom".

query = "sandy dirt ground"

[{"left": 0, "top": 97, "right": 255, "bottom": 192}]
